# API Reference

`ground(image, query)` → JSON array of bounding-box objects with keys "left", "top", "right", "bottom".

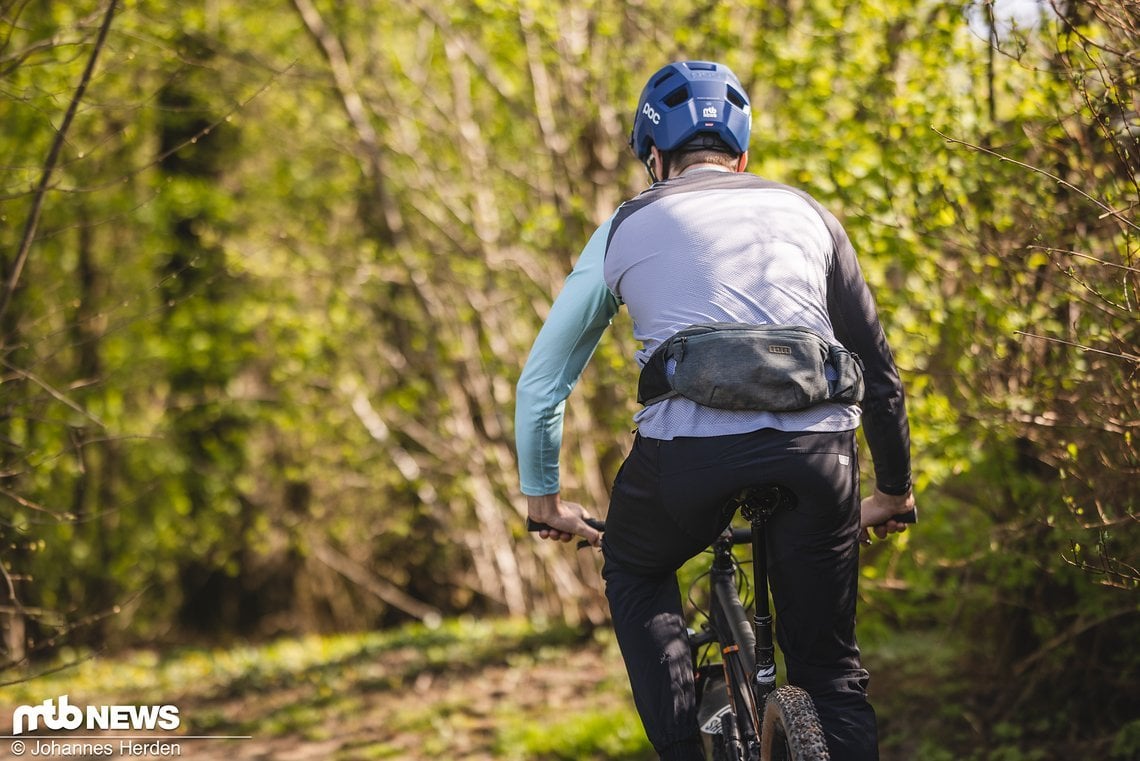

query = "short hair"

[
  {"left": 663, "top": 133, "right": 741, "bottom": 176},
  {"left": 670, "top": 148, "right": 740, "bottom": 174}
]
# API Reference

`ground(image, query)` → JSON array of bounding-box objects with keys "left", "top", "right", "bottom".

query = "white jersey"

[
  {"left": 603, "top": 167, "right": 859, "bottom": 440},
  {"left": 515, "top": 167, "right": 910, "bottom": 497}
]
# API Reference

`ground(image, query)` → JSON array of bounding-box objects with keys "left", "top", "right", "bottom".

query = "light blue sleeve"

[{"left": 515, "top": 217, "right": 620, "bottom": 496}]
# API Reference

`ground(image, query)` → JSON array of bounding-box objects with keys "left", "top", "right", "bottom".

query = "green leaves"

[{"left": 1, "top": 2, "right": 1136, "bottom": 754}]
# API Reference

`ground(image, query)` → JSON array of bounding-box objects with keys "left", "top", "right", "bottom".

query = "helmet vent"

[
  {"left": 725, "top": 87, "right": 747, "bottom": 110},
  {"left": 662, "top": 86, "right": 690, "bottom": 108}
]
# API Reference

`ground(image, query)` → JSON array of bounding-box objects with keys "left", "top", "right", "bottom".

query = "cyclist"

[{"left": 515, "top": 60, "right": 914, "bottom": 760}]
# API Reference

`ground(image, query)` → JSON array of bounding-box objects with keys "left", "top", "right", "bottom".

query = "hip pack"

[{"left": 637, "top": 323, "right": 864, "bottom": 411}]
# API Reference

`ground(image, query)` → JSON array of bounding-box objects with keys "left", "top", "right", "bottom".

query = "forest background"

[{"left": 1, "top": 0, "right": 1137, "bottom": 759}]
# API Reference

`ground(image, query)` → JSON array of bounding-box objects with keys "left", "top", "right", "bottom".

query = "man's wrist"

[
  {"left": 876, "top": 480, "right": 911, "bottom": 497},
  {"left": 526, "top": 493, "right": 560, "bottom": 520},
  {"left": 876, "top": 486, "right": 911, "bottom": 502}
]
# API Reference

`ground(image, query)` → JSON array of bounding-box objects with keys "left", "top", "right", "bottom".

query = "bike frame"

[
  {"left": 701, "top": 485, "right": 793, "bottom": 760},
  {"left": 707, "top": 530, "right": 759, "bottom": 757}
]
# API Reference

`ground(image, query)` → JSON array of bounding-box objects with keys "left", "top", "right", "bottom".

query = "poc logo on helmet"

[{"left": 641, "top": 102, "right": 661, "bottom": 125}]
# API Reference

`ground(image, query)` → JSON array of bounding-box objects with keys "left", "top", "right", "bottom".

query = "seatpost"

[{"left": 742, "top": 487, "right": 779, "bottom": 703}]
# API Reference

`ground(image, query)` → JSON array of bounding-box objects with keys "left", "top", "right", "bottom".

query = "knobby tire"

[{"left": 760, "top": 685, "right": 830, "bottom": 761}]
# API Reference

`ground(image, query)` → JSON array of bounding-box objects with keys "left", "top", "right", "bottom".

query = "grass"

[
  {"left": 0, "top": 617, "right": 653, "bottom": 760},
  {"left": 496, "top": 709, "right": 650, "bottom": 760}
]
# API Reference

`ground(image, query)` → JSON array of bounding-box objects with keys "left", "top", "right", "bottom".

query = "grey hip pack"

[{"left": 637, "top": 323, "right": 864, "bottom": 411}]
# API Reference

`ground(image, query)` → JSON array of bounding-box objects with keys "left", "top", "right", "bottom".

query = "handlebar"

[
  {"left": 526, "top": 517, "right": 754, "bottom": 550},
  {"left": 525, "top": 506, "right": 914, "bottom": 549}
]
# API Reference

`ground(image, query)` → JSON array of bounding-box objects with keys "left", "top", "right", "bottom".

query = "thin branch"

[
  {"left": 289, "top": 0, "right": 403, "bottom": 245},
  {"left": 55, "top": 74, "right": 281, "bottom": 196},
  {"left": 0, "top": 485, "right": 73, "bottom": 517},
  {"left": 0, "top": 599, "right": 126, "bottom": 682},
  {"left": 0, "top": 649, "right": 99, "bottom": 685},
  {"left": 310, "top": 541, "right": 442, "bottom": 626},
  {"left": 1031, "top": 246, "right": 1140, "bottom": 274},
  {"left": 1053, "top": 260, "right": 1135, "bottom": 312},
  {"left": 1015, "top": 330, "right": 1140, "bottom": 363},
  {"left": 0, "top": 3, "right": 102, "bottom": 77},
  {"left": 0, "top": 357, "right": 105, "bottom": 427},
  {"left": 933, "top": 127, "right": 1140, "bottom": 234},
  {"left": 1062, "top": 540, "right": 1140, "bottom": 590},
  {"left": 0, "top": 0, "right": 119, "bottom": 327},
  {"left": 1013, "top": 606, "right": 1137, "bottom": 676}
]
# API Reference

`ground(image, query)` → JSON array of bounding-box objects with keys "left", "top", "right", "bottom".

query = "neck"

[{"left": 675, "top": 163, "right": 733, "bottom": 178}]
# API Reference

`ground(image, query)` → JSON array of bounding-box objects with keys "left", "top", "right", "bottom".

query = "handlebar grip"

[
  {"left": 890, "top": 508, "right": 917, "bottom": 524},
  {"left": 526, "top": 517, "right": 606, "bottom": 533}
]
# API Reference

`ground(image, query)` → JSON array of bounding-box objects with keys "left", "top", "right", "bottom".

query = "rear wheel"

[{"left": 760, "top": 686, "right": 829, "bottom": 761}]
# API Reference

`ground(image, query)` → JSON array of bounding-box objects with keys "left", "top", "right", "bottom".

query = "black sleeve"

[{"left": 817, "top": 206, "right": 912, "bottom": 495}]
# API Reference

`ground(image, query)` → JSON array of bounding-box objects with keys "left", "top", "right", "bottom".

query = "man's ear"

[
  {"left": 736, "top": 151, "right": 749, "bottom": 172},
  {"left": 646, "top": 146, "right": 662, "bottom": 183}
]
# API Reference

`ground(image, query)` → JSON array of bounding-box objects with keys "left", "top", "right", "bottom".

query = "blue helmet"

[{"left": 629, "top": 60, "right": 752, "bottom": 162}]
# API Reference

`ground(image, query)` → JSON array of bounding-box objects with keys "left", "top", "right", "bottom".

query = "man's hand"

[
  {"left": 526, "top": 493, "right": 603, "bottom": 549},
  {"left": 859, "top": 488, "right": 916, "bottom": 543}
]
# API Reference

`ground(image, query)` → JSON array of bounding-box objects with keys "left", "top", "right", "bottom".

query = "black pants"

[{"left": 601, "top": 428, "right": 878, "bottom": 761}]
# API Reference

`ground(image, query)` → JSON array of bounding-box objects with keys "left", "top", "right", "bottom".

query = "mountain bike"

[
  {"left": 687, "top": 485, "right": 829, "bottom": 761},
  {"left": 528, "top": 483, "right": 830, "bottom": 761}
]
